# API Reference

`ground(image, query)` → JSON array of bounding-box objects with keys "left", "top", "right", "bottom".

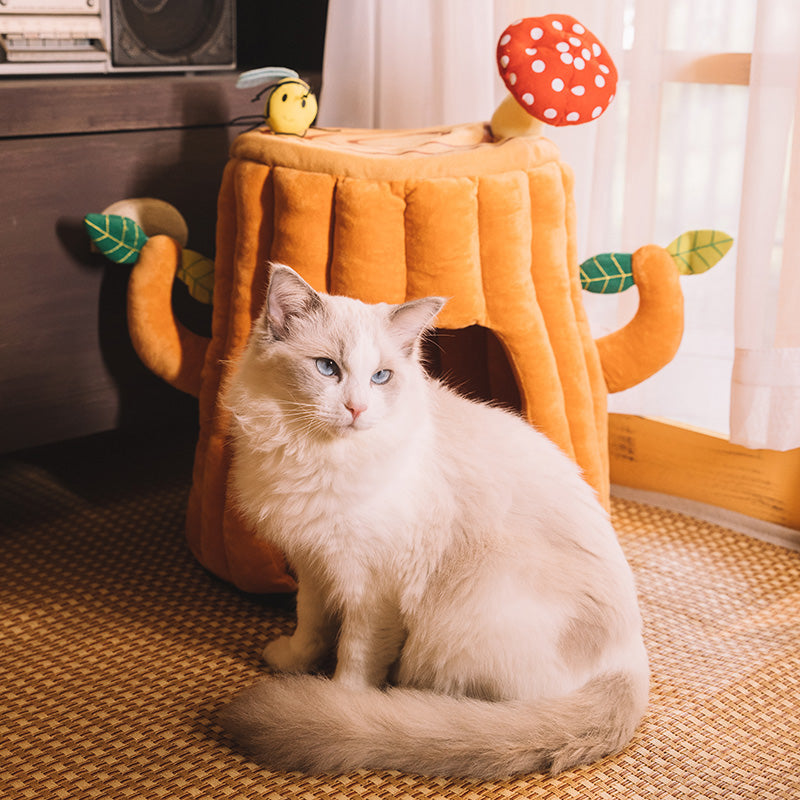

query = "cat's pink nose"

[{"left": 346, "top": 403, "right": 367, "bottom": 422}]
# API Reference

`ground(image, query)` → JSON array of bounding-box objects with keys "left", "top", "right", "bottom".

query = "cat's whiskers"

[
  {"left": 227, "top": 397, "right": 340, "bottom": 438},
  {"left": 279, "top": 400, "right": 346, "bottom": 437}
]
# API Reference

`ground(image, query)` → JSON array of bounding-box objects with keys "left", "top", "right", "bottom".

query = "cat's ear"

[
  {"left": 388, "top": 296, "right": 446, "bottom": 355},
  {"left": 265, "top": 264, "right": 323, "bottom": 339}
]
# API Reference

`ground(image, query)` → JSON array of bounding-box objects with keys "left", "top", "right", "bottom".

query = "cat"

[{"left": 218, "top": 264, "right": 649, "bottom": 780}]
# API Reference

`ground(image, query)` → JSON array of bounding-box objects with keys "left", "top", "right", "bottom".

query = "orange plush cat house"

[{"left": 121, "top": 15, "right": 685, "bottom": 592}]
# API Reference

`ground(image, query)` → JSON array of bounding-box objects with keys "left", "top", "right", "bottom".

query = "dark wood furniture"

[{"left": 0, "top": 74, "right": 260, "bottom": 453}]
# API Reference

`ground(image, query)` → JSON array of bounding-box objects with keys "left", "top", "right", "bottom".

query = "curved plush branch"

[
  {"left": 595, "top": 244, "right": 684, "bottom": 393},
  {"left": 127, "top": 235, "right": 210, "bottom": 398}
]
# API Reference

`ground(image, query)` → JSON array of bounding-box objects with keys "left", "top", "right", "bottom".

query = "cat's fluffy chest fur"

[{"left": 219, "top": 264, "right": 649, "bottom": 779}]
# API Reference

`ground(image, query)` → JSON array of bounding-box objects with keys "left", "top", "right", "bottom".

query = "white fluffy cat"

[{"left": 219, "top": 264, "right": 649, "bottom": 779}]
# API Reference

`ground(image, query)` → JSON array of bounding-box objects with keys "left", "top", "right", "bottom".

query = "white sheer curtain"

[
  {"left": 320, "top": 0, "right": 800, "bottom": 450},
  {"left": 731, "top": 0, "right": 800, "bottom": 450},
  {"left": 318, "top": 0, "right": 497, "bottom": 130}
]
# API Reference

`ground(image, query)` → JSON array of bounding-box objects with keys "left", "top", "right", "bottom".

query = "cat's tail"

[{"left": 218, "top": 671, "right": 647, "bottom": 779}]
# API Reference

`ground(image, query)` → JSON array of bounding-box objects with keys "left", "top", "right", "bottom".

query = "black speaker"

[{"left": 110, "top": 0, "right": 236, "bottom": 69}]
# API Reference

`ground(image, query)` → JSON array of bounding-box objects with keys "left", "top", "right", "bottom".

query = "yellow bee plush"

[
  {"left": 236, "top": 67, "right": 318, "bottom": 137},
  {"left": 265, "top": 77, "right": 318, "bottom": 135}
]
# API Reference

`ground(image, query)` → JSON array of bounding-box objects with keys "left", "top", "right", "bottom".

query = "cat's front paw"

[{"left": 262, "top": 635, "right": 318, "bottom": 673}]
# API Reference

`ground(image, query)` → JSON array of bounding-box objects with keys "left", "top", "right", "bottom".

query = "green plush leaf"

[
  {"left": 85, "top": 214, "right": 148, "bottom": 265},
  {"left": 176, "top": 248, "right": 215, "bottom": 304},
  {"left": 667, "top": 229, "right": 733, "bottom": 275},
  {"left": 580, "top": 252, "right": 634, "bottom": 293}
]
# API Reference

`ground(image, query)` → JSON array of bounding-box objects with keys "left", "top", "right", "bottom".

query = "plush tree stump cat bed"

[{"left": 125, "top": 123, "right": 683, "bottom": 593}]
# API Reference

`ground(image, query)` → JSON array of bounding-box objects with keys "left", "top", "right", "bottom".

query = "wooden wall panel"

[{"left": 609, "top": 414, "right": 800, "bottom": 531}]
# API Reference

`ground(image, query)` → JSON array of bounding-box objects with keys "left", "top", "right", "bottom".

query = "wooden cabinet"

[{"left": 0, "top": 74, "right": 256, "bottom": 453}]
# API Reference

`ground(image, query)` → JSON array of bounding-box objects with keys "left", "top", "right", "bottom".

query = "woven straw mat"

[{"left": 1, "top": 436, "right": 799, "bottom": 800}]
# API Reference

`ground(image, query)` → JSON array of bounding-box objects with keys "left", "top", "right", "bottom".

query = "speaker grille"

[{"left": 111, "top": 0, "right": 235, "bottom": 68}]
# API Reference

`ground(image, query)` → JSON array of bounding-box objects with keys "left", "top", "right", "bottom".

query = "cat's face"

[{"left": 248, "top": 265, "right": 444, "bottom": 438}]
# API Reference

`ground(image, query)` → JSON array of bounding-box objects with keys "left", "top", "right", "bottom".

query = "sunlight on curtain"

[
  {"left": 588, "top": 0, "right": 755, "bottom": 436},
  {"left": 730, "top": 0, "right": 800, "bottom": 449},
  {"left": 320, "top": 0, "right": 800, "bottom": 447},
  {"left": 318, "top": 0, "right": 497, "bottom": 129}
]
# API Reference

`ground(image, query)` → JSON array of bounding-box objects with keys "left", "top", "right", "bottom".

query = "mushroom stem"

[{"left": 490, "top": 93, "right": 545, "bottom": 140}]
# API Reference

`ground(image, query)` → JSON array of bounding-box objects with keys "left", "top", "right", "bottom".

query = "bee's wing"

[{"left": 236, "top": 66, "right": 300, "bottom": 91}]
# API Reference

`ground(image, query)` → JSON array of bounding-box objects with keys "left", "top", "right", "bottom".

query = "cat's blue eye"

[
  {"left": 371, "top": 369, "right": 392, "bottom": 385},
  {"left": 315, "top": 357, "right": 340, "bottom": 377}
]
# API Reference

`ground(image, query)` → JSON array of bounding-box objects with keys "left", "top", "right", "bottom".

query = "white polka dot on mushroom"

[
  {"left": 571, "top": 85, "right": 585, "bottom": 96},
  {"left": 582, "top": 48, "right": 592, "bottom": 60},
  {"left": 592, "top": 106, "right": 603, "bottom": 118},
  {"left": 556, "top": 42, "right": 569, "bottom": 53},
  {"left": 570, "top": 37, "right": 581, "bottom": 47},
  {"left": 531, "top": 27, "right": 543, "bottom": 40},
  {"left": 599, "top": 64, "right": 610, "bottom": 74},
  {"left": 500, "top": 55, "right": 509, "bottom": 68},
  {"left": 509, "top": 73, "right": 517, "bottom": 85},
  {"left": 575, "top": 57, "right": 586, "bottom": 69},
  {"left": 525, "top": 47, "right": 537, "bottom": 55},
  {"left": 544, "top": 108, "right": 558, "bottom": 119},
  {"left": 592, "top": 43, "right": 602, "bottom": 57},
  {"left": 595, "top": 75, "right": 605, "bottom": 87},
  {"left": 500, "top": 34, "right": 511, "bottom": 46},
  {"left": 560, "top": 53, "right": 573, "bottom": 65},
  {"left": 573, "top": 23, "right": 585, "bottom": 34},
  {"left": 552, "top": 20, "right": 563, "bottom": 30},
  {"left": 566, "top": 112, "right": 580, "bottom": 122},
  {"left": 522, "top": 93, "right": 534, "bottom": 105},
  {"left": 551, "top": 77, "right": 565, "bottom": 91},
  {"left": 532, "top": 59, "right": 546, "bottom": 73}
]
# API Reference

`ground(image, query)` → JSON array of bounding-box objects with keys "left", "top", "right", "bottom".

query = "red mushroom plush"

[{"left": 491, "top": 14, "right": 618, "bottom": 139}]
